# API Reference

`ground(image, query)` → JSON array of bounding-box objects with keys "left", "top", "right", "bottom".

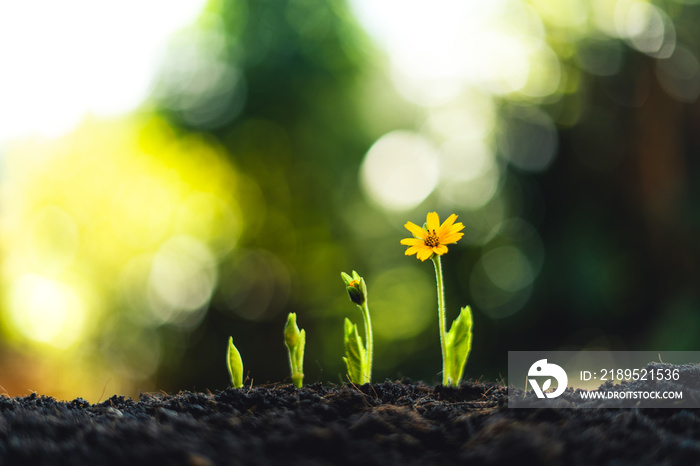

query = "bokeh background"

[{"left": 0, "top": 0, "right": 699, "bottom": 401}]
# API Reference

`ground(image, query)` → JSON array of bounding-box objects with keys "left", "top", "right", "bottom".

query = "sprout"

[
  {"left": 227, "top": 336, "right": 244, "bottom": 389},
  {"left": 341, "top": 271, "right": 373, "bottom": 384},
  {"left": 284, "top": 313, "right": 306, "bottom": 388},
  {"left": 217, "top": 214, "right": 471, "bottom": 390}
]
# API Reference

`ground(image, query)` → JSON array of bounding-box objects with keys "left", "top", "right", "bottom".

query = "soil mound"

[{"left": 1, "top": 370, "right": 699, "bottom": 465}]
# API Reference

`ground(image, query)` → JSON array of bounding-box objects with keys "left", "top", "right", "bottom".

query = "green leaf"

[
  {"left": 342, "top": 318, "right": 368, "bottom": 384},
  {"left": 296, "top": 329, "right": 306, "bottom": 375},
  {"left": 444, "top": 306, "right": 473, "bottom": 387},
  {"left": 227, "top": 336, "right": 244, "bottom": 388}
]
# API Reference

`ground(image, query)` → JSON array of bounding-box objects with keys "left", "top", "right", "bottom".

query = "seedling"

[
  {"left": 284, "top": 313, "right": 306, "bottom": 388},
  {"left": 227, "top": 336, "right": 244, "bottom": 388},
  {"left": 341, "top": 271, "right": 373, "bottom": 384},
  {"left": 401, "top": 212, "right": 472, "bottom": 387},
  {"left": 223, "top": 214, "right": 471, "bottom": 389}
]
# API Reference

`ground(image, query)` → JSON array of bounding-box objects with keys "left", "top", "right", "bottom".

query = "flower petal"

[
  {"left": 433, "top": 244, "right": 449, "bottom": 255},
  {"left": 417, "top": 247, "right": 434, "bottom": 261},
  {"left": 440, "top": 232, "right": 464, "bottom": 244},
  {"left": 438, "top": 214, "right": 458, "bottom": 236},
  {"left": 449, "top": 222, "right": 465, "bottom": 234},
  {"left": 404, "top": 245, "right": 423, "bottom": 256},
  {"left": 426, "top": 212, "right": 440, "bottom": 232},
  {"left": 404, "top": 221, "right": 427, "bottom": 239},
  {"left": 400, "top": 238, "right": 424, "bottom": 246}
]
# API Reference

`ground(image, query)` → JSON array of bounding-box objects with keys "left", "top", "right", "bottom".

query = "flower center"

[{"left": 425, "top": 230, "right": 440, "bottom": 248}]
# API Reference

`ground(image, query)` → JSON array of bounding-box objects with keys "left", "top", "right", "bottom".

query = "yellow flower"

[{"left": 400, "top": 212, "right": 465, "bottom": 261}]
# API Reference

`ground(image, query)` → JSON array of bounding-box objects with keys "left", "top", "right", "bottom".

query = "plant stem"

[
  {"left": 287, "top": 350, "right": 301, "bottom": 388},
  {"left": 431, "top": 255, "right": 448, "bottom": 386},
  {"left": 359, "top": 301, "right": 373, "bottom": 383}
]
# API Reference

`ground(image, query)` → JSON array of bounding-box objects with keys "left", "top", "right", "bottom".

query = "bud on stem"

[
  {"left": 340, "top": 270, "right": 373, "bottom": 384},
  {"left": 341, "top": 270, "right": 367, "bottom": 305}
]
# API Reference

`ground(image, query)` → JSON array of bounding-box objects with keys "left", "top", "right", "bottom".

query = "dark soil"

[{"left": 3, "top": 365, "right": 700, "bottom": 465}]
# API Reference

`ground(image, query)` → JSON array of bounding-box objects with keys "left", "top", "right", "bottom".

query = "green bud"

[
  {"left": 284, "top": 313, "right": 305, "bottom": 388},
  {"left": 284, "top": 312, "right": 301, "bottom": 348},
  {"left": 341, "top": 270, "right": 366, "bottom": 305},
  {"left": 346, "top": 285, "right": 365, "bottom": 305},
  {"left": 227, "top": 336, "right": 244, "bottom": 389}
]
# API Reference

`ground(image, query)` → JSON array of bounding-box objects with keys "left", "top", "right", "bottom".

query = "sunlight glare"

[
  {"left": 622, "top": 3, "right": 675, "bottom": 58},
  {"left": 148, "top": 235, "right": 217, "bottom": 326},
  {"left": 8, "top": 274, "right": 86, "bottom": 348},
  {"left": 0, "top": 0, "right": 207, "bottom": 142},
  {"left": 361, "top": 131, "right": 439, "bottom": 211}
]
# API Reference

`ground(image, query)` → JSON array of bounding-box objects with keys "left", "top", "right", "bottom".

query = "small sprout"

[
  {"left": 284, "top": 313, "right": 306, "bottom": 388},
  {"left": 340, "top": 271, "right": 373, "bottom": 384},
  {"left": 227, "top": 336, "right": 244, "bottom": 389},
  {"left": 401, "top": 212, "right": 471, "bottom": 387}
]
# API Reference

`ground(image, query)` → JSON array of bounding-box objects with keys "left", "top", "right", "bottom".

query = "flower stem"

[
  {"left": 359, "top": 300, "right": 373, "bottom": 382},
  {"left": 431, "top": 255, "right": 448, "bottom": 386}
]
